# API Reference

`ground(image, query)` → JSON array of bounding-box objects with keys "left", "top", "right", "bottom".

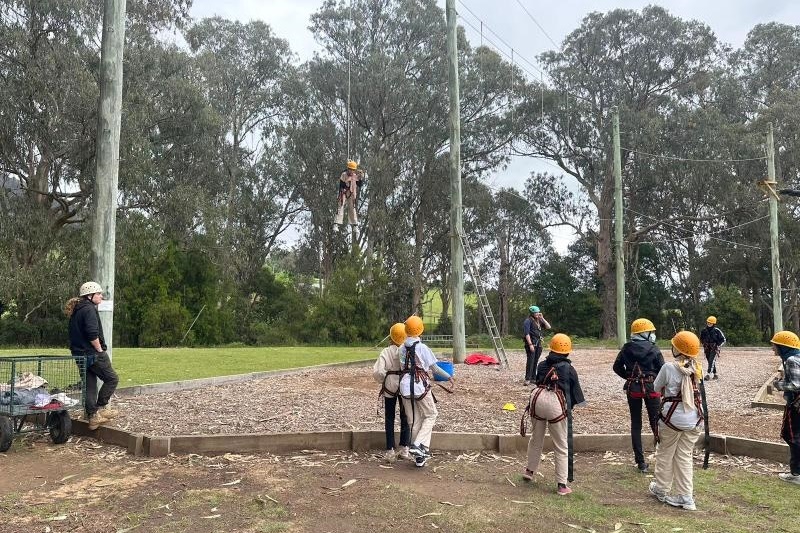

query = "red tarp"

[{"left": 464, "top": 353, "right": 499, "bottom": 365}]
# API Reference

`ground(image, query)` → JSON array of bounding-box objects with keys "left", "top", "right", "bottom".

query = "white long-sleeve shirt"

[
  {"left": 653, "top": 363, "right": 703, "bottom": 430},
  {"left": 398, "top": 337, "right": 450, "bottom": 397}
]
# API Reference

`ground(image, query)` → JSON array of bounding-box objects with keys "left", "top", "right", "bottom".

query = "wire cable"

[{"left": 624, "top": 147, "right": 766, "bottom": 163}]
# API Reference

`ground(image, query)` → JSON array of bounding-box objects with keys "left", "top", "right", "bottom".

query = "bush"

[
  {"left": 703, "top": 285, "right": 760, "bottom": 346},
  {"left": 0, "top": 318, "right": 40, "bottom": 347},
  {"left": 139, "top": 299, "right": 191, "bottom": 347}
]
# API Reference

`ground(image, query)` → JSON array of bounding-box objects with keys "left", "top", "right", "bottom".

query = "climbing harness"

[{"left": 626, "top": 362, "right": 660, "bottom": 400}]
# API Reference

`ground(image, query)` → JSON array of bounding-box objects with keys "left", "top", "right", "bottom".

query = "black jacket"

[
  {"left": 535, "top": 353, "right": 585, "bottom": 408},
  {"left": 613, "top": 339, "right": 665, "bottom": 389},
  {"left": 69, "top": 298, "right": 106, "bottom": 354},
  {"left": 699, "top": 326, "right": 726, "bottom": 346}
]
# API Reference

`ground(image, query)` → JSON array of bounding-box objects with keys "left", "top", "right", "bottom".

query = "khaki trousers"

[
  {"left": 334, "top": 195, "right": 358, "bottom": 225},
  {"left": 402, "top": 394, "right": 438, "bottom": 448},
  {"left": 525, "top": 417, "right": 568, "bottom": 485},
  {"left": 653, "top": 424, "right": 702, "bottom": 496}
]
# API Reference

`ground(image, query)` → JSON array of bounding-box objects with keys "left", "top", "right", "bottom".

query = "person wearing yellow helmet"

[
  {"left": 373, "top": 323, "right": 412, "bottom": 463},
  {"left": 699, "top": 316, "right": 726, "bottom": 380},
  {"left": 613, "top": 318, "right": 665, "bottom": 473},
  {"left": 770, "top": 330, "right": 800, "bottom": 485},
  {"left": 648, "top": 330, "right": 704, "bottom": 511},
  {"left": 522, "top": 333, "right": 586, "bottom": 496},
  {"left": 334, "top": 160, "right": 365, "bottom": 227}
]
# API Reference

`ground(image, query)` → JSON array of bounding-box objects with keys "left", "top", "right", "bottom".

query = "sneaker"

[
  {"left": 87, "top": 413, "right": 110, "bottom": 431},
  {"left": 397, "top": 446, "right": 411, "bottom": 460},
  {"left": 383, "top": 449, "right": 397, "bottom": 463},
  {"left": 419, "top": 444, "right": 431, "bottom": 457},
  {"left": 637, "top": 462, "right": 649, "bottom": 473},
  {"left": 665, "top": 494, "right": 696, "bottom": 511},
  {"left": 557, "top": 484, "right": 572, "bottom": 496},
  {"left": 415, "top": 455, "right": 428, "bottom": 468},
  {"left": 97, "top": 407, "right": 119, "bottom": 419},
  {"left": 648, "top": 481, "right": 667, "bottom": 502},
  {"left": 408, "top": 443, "right": 424, "bottom": 457},
  {"left": 522, "top": 468, "right": 534, "bottom": 482},
  {"left": 713, "top": 374, "right": 719, "bottom": 380},
  {"left": 778, "top": 473, "right": 800, "bottom": 485}
]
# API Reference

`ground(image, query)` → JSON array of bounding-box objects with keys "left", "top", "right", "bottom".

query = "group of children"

[{"left": 374, "top": 313, "right": 800, "bottom": 510}]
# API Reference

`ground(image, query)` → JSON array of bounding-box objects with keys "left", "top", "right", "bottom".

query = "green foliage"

[{"left": 703, "top": 285, "right": 761, "bottom": 345}]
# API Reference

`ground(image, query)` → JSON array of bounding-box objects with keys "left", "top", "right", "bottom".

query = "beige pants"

[
  {"left": 653, "top": 423, "right": 702, "bottom": 496},
  {"left": 334, "top": 195, "right": 357, "bottom": 225},
  {"left": 526, "top": 417, "right": 568, "bottom": 485},
  {"left": 402, "top": 394, "right": 438, "bottom": 448}
]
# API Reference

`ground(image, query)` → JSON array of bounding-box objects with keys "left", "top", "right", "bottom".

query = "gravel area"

[{"left": 112, "top": 348, "right": 785, "bottom": 443}]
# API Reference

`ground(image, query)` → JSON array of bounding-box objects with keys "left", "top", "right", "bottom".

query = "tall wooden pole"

[
  {"left": 446, "top": 0, "right": 465, "bottom": 363},
  {"left": 90, "top": 0, "right": 127, "bottom": 357},
  {"left": 767, "top": 122, "right": 783, "bottom": 333},
  {"left": 613, "top": 110, "right": 627, "bottom": 347}
]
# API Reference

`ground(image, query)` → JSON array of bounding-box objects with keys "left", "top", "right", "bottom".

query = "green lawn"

[{"left": 0, "top": 347, "right": 374, "bottom": 387}]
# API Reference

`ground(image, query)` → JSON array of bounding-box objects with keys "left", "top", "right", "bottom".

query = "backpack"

[
  {"left": 626, "top": 362, "right": 660, "bottom": 400},
  {"left": 400, "top": 342, "right": 431, "bottom": 400}
]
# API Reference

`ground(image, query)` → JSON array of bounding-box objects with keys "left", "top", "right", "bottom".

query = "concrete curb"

[{"left": 115, "top": 358, "right": 375, "bottom": 397}]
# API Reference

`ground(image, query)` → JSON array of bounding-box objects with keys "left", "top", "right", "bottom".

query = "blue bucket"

[{"left": 434, "top": 361, "right": 454, "bottom": 381}]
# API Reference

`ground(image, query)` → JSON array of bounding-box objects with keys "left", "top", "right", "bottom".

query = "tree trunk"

[
  {"left": 597, "top": 181, "right": 616, "bottom": 338},
  {"left": 497, "top": 231, "right": 510, "bottom": 336},
  {"left": 411, "top": 207, "right": 424, "bottom": 315}
]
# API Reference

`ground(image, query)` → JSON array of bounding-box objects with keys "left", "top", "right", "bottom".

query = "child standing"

[
  {"left": 699, "top": 316, "right": 726, "bottom": 379},
  {"left": 399, "top": 315, "right": 453, "bottom": 468},
  {"left": 770, "top": 330, "right": 800, "bottom": 485},
  {"left": 522, "top": 333, "right": 585, "bottom": 495},
  {"left": 649, "top": 330, "right": 704, "bottom": 511},
  {"left": 373, "top": 323, "right": 412, "bottom": 462}
]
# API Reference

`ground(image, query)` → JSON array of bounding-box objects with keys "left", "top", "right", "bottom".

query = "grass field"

[{"left": 0, "top": 347, "right": 373, "bottom": 387}]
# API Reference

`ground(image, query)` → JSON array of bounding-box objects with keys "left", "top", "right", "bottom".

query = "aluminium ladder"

[{"left": 458, "top": 231, "right": 509, "bottom": 369}]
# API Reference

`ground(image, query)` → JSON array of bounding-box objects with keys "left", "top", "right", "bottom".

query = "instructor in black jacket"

[
  {"left": 613, "top": 318, "right": 665, "bottom": 473},
  {"left": 66, "top": 281, "right": 120, "bottom": 430}
]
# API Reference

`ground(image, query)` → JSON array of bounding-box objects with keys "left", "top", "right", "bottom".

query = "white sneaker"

[
  {"left": 665, "top": 494, "right": 696, "bottom": 511},
  {"left": 383, "top": 449, "right": 397, "bottom": 463},
  {"left": 648, "top": 481, "right": 667, "bottom": 502},
  {"left": 397, "top": 446, "right": 411, "bottom": 460},
  {"left": 778, "top": 473, "right": 800, "bottom": 485}
]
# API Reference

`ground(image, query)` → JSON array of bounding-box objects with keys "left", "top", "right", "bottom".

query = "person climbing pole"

[
  {"left": 613, "top": 318, "right": 665, "bottom": 473},
  {"left": 520, "top": 333, "right": 585, "bottom": 496},
  {"left": 770, "top": 330, "right": 800, "bottom": 485},
  {"left": 335, "top": 160, "right": 365, "bottom": 227},
  {"left": 699, "top": 316, "right": 726, "bottom": 380},
  {"left": 522, "top": 305, "right": 551, "bottom": 385},
  {"left": 648, "top": 330, "right": 705, "bottom": 511},
  {"left": 373, "top": 323, "right": 412, "bottom": 463}
]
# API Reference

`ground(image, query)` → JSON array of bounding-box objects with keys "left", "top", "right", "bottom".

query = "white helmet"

[{"left": 79, "top": 281, "right": 103, "bottom": 297}]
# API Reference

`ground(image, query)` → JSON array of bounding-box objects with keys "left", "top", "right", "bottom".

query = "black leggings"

[
  {"left": 384, "top": 395, "right": 411, "bottom": 450},
  {"left": 524, "top": 342, "right": 543, "bottom": 382},
  {"left": 628, "top": 395, "right": 661, "bottom": 465}
]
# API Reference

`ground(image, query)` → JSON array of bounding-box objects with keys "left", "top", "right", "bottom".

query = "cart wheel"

[
  {"left": 49, "top": 411, "right": 72, "bottom": 445},
  {"left": 0, "top": 416, "right": 12, "bottom": 452}
]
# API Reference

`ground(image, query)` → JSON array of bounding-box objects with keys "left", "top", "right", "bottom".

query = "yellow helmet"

[
  {"left": 671, "top": 330, "right": 700, "bottom": 358},
  {"left": 389, "top": 323, "right": 407, "bottom": 346},
  {"left": 549, "top": 333, "right": 572, "bottom": 355},
  {"left": 405, "top": 315, "right": 424, "bottom": 337},
  {"left": 346, "top": 160, "right": 358, "bottom": 170},
  {"left": 771, "top": 330, "right": 800, "bottom": 349},
  {"left": 706, "top": 316, "right": 717, "bottom": 325},
  {"left": 630, "top": 318, "right": 656, "bottom": 335}
]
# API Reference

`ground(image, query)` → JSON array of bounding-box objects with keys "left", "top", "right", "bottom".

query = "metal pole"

[
  {"left": 446, "top": 0, "right": 465, "bottom": 364},
  {"left": 613, "top": 110, "right": 627, "bottom": 348},
  {"left": 90, "top": 0, "right": 126, "bottom": 359},
  {"left": 767, "top": 122, "right": 783, "bottom": 332}
]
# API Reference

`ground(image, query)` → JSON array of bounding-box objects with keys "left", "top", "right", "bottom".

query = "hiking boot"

[
  {"left": 637, "top": 462, "right": 649, "bottom": 473},
  {"left": 383, "top": 449, "right": 397, "bottom": 463},
  {"left": 665, "top": 494, "right": 696, "bottom": 511},
  {"left": 521, "top": 468, "right": 534, "bottom": 482},
  {"left": 87, "top": 413, "right": 110, "bottom": 431},
  {"left": 397, "top": 446, "right": 411, "bottom": 460},
  {"left": 557, "top": 484, "right": 572, "bottom": 496},
  {"left": 415, "top": 455, "right": 428, "bottom": 468},
  {"left": 648, "top": 481, "right": 667, "bottom": 502},
  {"left": 97, "top": 407, "right": 119, "bottom": 419},
  {"left": 778, "top": 473, "right": 800, "bottom": 485}
]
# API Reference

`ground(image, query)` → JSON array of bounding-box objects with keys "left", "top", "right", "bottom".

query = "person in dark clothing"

[
  {"left": 65, "top": 281, "right": 120, "bottom": 430},
  {"left": 522, "top": 333, "right": 586, "bottom": 495},
  {"left": 770, "top": 330, "right": 800, "bottom": 485},
  {"left": 522, "top": 305, "right": 551, "bottom": 385},
  {"left": 613, "top": 318, "right": 665, "bottom": 473},
  {"left": 699, "top": 316, "right": 726, "bottom": 379}
]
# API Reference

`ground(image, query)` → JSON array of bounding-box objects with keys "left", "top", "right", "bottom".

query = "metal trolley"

[{"left": 0, "top": 355, "right": 85, "bottom": 452}]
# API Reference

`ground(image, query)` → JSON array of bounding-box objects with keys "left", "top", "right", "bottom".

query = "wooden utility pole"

[
  {"left": 612, "top": 110, "right": 627, "bottom": 347},
  {"left": 446, "top": 0, "right": 465, "bottom": 364},
  {"left": 766, "top": 122, "right": 783, "bottom": 333},
  {"left": 90, "top": 0, "right": 127, "bottom": 357}
]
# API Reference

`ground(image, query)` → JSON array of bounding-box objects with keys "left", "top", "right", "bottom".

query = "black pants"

[
  {"left": 75, "top": 352, "right": 119, "bottom": 417},
  {"left": 524, "top": 341, "right": 543, "bottom": 382},
  {"left": 628, "top": 395, "right": 661, "bottom": 465},
  {"left": 705, "top": 346, "right": 719, "bottom": 375},
  {"left": 384, "top": 395, "right": 410, "bottom": 450},
  {"left": 782, "top": 403, "right": 800, "bottom": 475}
]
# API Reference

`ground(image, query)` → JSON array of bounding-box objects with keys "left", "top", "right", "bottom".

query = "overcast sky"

[{"left": 188, "top": 1, "right": 799, "bottom": 250}]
